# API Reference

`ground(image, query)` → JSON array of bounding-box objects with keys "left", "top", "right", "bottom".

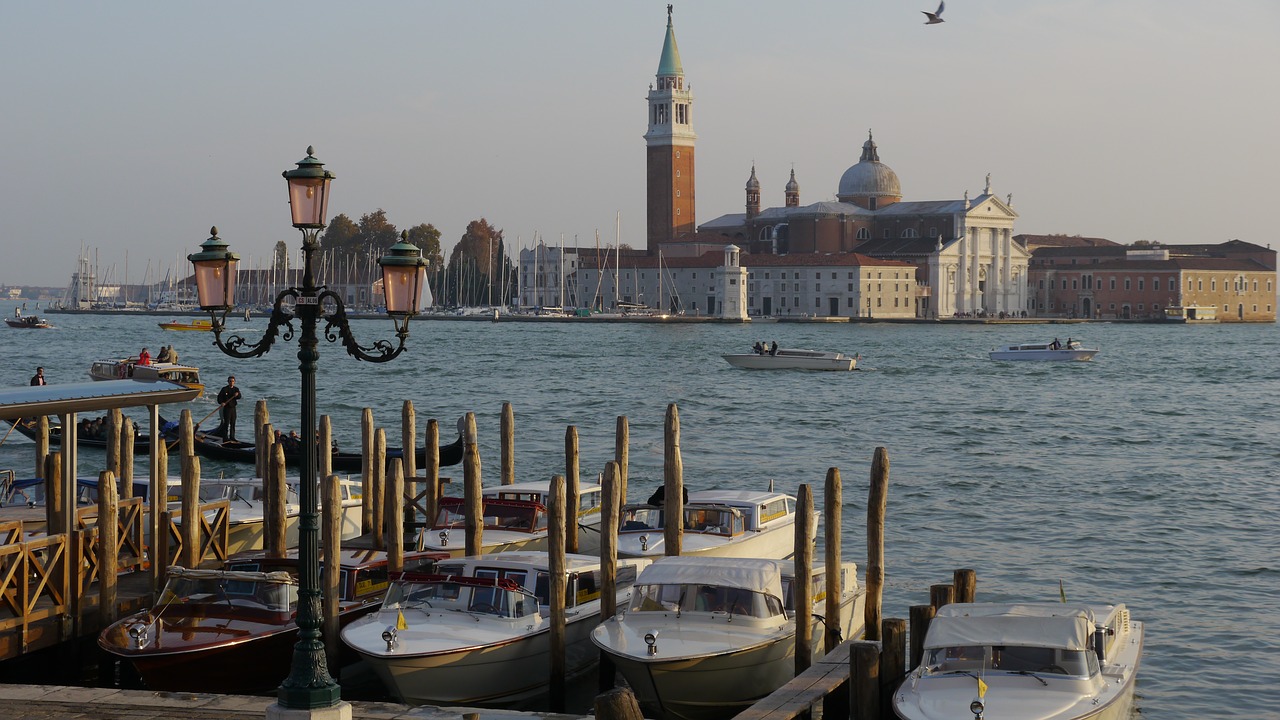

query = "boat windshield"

[
  {"left": 620, "top": 505, "right": 743, "bottom": 536},
  {"left": 924, "top": 645, "right": 1097, "bottom": 677},
  {"left": 629, "top": 583, "right": 782, "bottom": 618},
  {"left": 385, "top": 579, "right": 539, "bottom": 619},
  {"left": 160, "top": 576, "right": 297, "bottom": 613},
  {"left": 434, "top": 499, "right": 544, "bottom": 532}
]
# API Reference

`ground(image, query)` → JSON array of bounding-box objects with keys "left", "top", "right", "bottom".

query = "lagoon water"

[{"left": 1, "top": 299, "right": 1277, "bottom": 717}]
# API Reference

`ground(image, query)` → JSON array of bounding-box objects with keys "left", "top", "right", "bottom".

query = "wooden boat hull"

[{"left": 5, "top": 417, "right": 151, "bottom": 453}]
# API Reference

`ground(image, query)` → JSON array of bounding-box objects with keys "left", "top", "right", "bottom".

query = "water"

[{"left": 2, "top": 300, "right": 1278, "bottom": 717}]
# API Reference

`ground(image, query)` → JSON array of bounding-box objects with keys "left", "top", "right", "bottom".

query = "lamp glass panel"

[
  {"left": 287, "top": 177, "right": 330, "bottom": 227},
  {"left": 382, "top": 265, "right": 412, "bottom": 314},
  {"left": 194, "top": 258, "right": 238, "bottom": 309}
]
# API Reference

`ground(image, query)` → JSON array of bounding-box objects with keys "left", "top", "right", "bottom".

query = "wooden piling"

[
  {"left": 321, "top": 473, "right": 341, "bottom": 676},
  {"left": 260, "top": 422, "right": 273, "bottom": 479},
  {"left": 318, "top": 415, "right": 333, "bottom": 480},
  {"left": 97, "top": 470, "right": 119, "bottom": 627},
  {"left": 795, "top": 483, "right": 815, "bottom": 675},
  {"left": 594, "top": 687, "right": 644, "bottom": 720},
  {"left": 930, "top": 584, "right": 955, "bottom": 610},
  {"left": 151, "top": 439, "right": 168, "bottom": 592},
  {"left": 954, "top": 568, "right": 977, "bottom": 603},
  {"left": 598, "top": 460, "right": 621, "bottom": 692},
  {"left": 106, "top": 409, "right": 122, "bottom": 478},
  {"left": 424, "top": 418, "right": 440, "bottom": 530},
  {"left": 361, "top": 408, "right": 375, "bottom": 534},
  {"left": 180, "top": 454, "right": 201, "bottom": 569},
  {"left": 402, "top": 401, "right": 416, "bottom": 487},
  {"left": 43, "top": 453, "right": 63, "bottom": 535},
  {"left": 386, "top": 461, "right": 405, "bottom": 573},
  {"left": 179, "top": 410, "right": 194, "bottom": 461},
  {"left": 565, "top": 426, "right": 580, "bottom": 554},
  {"left": 267, "top": 442, "right": 287, "bottom": 558},
  {"left": 463, "top": 413, "right": 482, "bottom": 557},
  {"left": 881, "top": 618, "right": 908, "bottom": 712},
  {"left": 865, "top": 447, "right": 889, "bottom": 641},
  {"left": 614, "top": 415, "right": 629, "bottom": 507},
  {"left": 373, "top": 428, "right": 386, "bottom": 551},
  {"left": 254, "top": 400, "right": 269, "bottom": 479},
  {"left": 119, "top": 418, "right": 134, "bottom": 501},
  {"left": 824, "top": 467, "right": 843, "bottom": 653},
  {"left": 501, "top": 402, "right": 515, "bottom": 486},
  {"left": 908, "top": 605, "right": 935, "bottom": 671},
  {"left": 548, "top": 473, "right": 567, "bottom": 712},
  {"left": 850, "top": 640, "right": 881, "bottom": 720},
  {"left": 663, "top": 404, "right": 683, "bottom": 557},
  {"left": 35, "top": 415, "right": 49, "bottom": 481}
]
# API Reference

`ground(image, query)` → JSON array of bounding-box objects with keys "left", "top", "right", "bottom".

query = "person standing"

[
  {"left": 215, "top": 376, "right": 242, "bottom": 441},
  {"left": 30, "top": 367, "right": 47, "bottom": 386},
  {"left": 138, "top": 347, "right": 152, "bottom": 366}
]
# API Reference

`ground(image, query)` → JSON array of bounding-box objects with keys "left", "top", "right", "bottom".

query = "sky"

[{"left": 1, "top": 1, "right": 1276, "bottom": 287}]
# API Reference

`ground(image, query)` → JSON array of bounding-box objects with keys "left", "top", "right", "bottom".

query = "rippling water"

[{"left": 2, "top": 300, "right": 1277, "bottom": 718}]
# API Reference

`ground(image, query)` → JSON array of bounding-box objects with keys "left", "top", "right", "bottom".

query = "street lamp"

[{"left": 189, "top": 146, "right": 427, "bottom": 713}]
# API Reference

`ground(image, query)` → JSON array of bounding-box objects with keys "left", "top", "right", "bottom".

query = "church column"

[
  {"left": 970, "top": 228, "right": 980, "bottom": 312},
  {"left": 956, "top": 236, "right": 968, "bottom": 314}
]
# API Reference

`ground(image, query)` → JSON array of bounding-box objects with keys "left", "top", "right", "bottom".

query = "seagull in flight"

[{"left": 923, "top": 0, "right": 945, "bottom": 24}]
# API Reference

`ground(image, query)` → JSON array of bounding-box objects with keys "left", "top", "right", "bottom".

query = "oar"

[
  {"left": 0, "top": 419, "right": 18, "bottom": 448},
  {"left": 165, "top": 403, "right": 228, "bottom": 451}
]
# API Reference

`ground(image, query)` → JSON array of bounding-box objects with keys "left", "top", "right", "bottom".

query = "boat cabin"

[
  {"left": 431, "top": 553, "right": 642, "bottom": 610},
  {"left": 386, "top": 574, "right": 541, "bottom": 621},
  {"left": 627, "top": 557, "right": 787, "bottom": 619}
]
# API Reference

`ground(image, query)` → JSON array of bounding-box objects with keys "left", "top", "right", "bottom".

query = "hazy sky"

[{"left": 2, "top": 1, "right": 1275, "bottom": 287}]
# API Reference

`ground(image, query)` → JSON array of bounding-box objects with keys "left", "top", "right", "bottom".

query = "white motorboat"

[
  {"left": 893, "top": 602, "right": 1143, "bottom": 720},
  {"left": 342, "top": 551, "right": 652, "bottom": 706},
  {"left": 195, "top": 477, "right": 365, "bottom": 555},
  {"left": 417, "top": 480, "right": 602, "bottom": 557},
  {"left": 591, "top": 556, "right": 865, "bottom": 720},
  {"left": 88, "top": 357, "right": 204, "bottom": 392},
  {"left": 989, "top": 340, "right": 1098, "bottom": 362},
  {"left": 722, "top": 347, "right": 858, "bottom": 371},
  {"left": 617, "top": 488, "right": 810, "bottom": 559}
]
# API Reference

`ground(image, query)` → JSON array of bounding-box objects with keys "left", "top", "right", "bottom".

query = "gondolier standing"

[
  {"left": 215, "top": 376, "right": 242, "bottom": 441},
  {"left": 30, "top": 367, "right": 47, "bottom": 386}
]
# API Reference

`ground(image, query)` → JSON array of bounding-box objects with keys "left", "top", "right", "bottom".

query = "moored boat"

[
  {"left": 4, "top": 414, "right": 151, "bottom": 453},
  {"left": 342, "top": 551, "right": 651, "bottom": 706},
  {"left": 722, "top": 347, "right": 857, "bottom": 371},
  {"left": 616, "top": 488, "right": 810, "bottom": 559},
  {"left": 989, "top": 340, "right": 1098, "bottom": 362},
  {"left": 419, "top": 480, "right": 603, "bottom": 556},
  {"left": 98, "top": 547, "right": 447, "bottom": 693},
  {"left": 591, "top": 556, "right": 865, "bottom": 720},
  {"left": 157, "top": 318, "right": 212, "bottom": 331},
  {"left": 89, "top": 358, "right": 204, "bottom": 393},
  {"left": 892, "top": 602, "right": 1143, "bottom": 720}
]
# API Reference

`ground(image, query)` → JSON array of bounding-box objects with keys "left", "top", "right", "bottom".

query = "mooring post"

[
  {"left": 268, "top": 442, "right": 287, "bottom": 558},
  {"left": 179, "top": 409, "right": 194, "bottom": 461},
  {"left": 594, "top": 687, "right": 644, "bottom": 720},
  {"left": 954, "top": 568, "right": 977, "bottom": 603},
  {"left": 909, "top": 604, "right": 935, "bottom": 671},
  {"left": 824, "top": 467, "right": 843, "bottom": 653},
  {"left": 795, "top": 483, "right": 815, "bottom": 675},
  {"left": 106, "top": 408, "right": 122, "bottom": 479},
  {"left": 180, "top": 454, "right": 201, "bottom": 569},
  {"left": 361, "top": 408, "right": 374, "bottom": 534},
  {"left": 119, "top": 417, "right": 134, "bottom": 501},
  {"left": 614, "top": 415, "right": 629, "bottom": 505},
  {"left": 35, "top": 415, "right": 49, "bottom": 481},
  {"left": 97, "top": 469, "right": 119, "bottom": 628},
  {"left": 930, "top": 584, "right": 955, "bottom": 610},
  {"left": 850, "top": 640, "right": 882, "bottom": 720},
  {"left": 254, "top": 400, "right": 269, "bottom": 479},
  {"left": 386, "top": 460, "right": 405, "bottom": 573},
  {"left": 866, "top": 447, "right": 889, "bottom": 641},
  {"left": 373, "top": 428, "right": 387, "bottom": 551},
  {"left": 402, "top": 400, "right": 416, "bottom": 488},
  {"left": 599, "top": 460, "right": 621, "bottom": 692},
  {"left": 548, "top": 473, "right": 567, "bottom": 712},
  {"left": 881, "top": 618, "right": 908, "bottom": 713},
  {"left": 565, "top": 426, "right": 580, "bottom": 554},
  {"left": 151, "top": 438, "right": 169, "bottom": 592},
  {"left": 501, "top": 402, "right": 515, "bottom": 486},
  {"left": 321, "top": 472, "right": 341, "bottom": 677},
  {"left": 463, "top": 413, "right": 483, "bottom": 557},
  {"left": 663, "top": 403, "right": 683, "bottom": 557},
  {"left": 44, "top": 453, "right": 63, "bottom": 535},
  {"left": 425, "top": 418, "right": 440, "bottom": 531},
  {"left": 318, "top": 414, "right": 332, "bottom": 480}
]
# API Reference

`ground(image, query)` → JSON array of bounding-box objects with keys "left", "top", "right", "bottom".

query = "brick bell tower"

[{"left": 645, "top": 5, "right": 697, "bottom": 251}]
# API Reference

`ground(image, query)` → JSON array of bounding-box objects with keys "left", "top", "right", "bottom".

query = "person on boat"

[
  {"left": 645, "top": 484, "right": 689, "bottom": 507},
  {"left": 1066, "top": 337, "right": 1074, "bottom": 349},
  {"left": 214, "top": 376, "right": 242, "bottom": 441},
  {"left": 752, "top": 341, "right": 764, "bottom": 355},
  {"left": 770, "top": 341, "right": 778, "bottom": 356},
  {"left": 138, "top": 348, "right": 152, "bottom": 366},
  {"left": 169, "top": 345, "right": 180, "bottom": 364},
  {"left": 30, "top": 367, "right": 46, "bottom": 386},
  {"left": 1050, "top": 338, "right": 1061, "bottom": 350},
  {"left": 156, "top": 346, "right": 172, "bottom": 363}
]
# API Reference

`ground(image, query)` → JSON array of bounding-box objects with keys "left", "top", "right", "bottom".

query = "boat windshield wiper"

[{"left": 1014, "top": 670, "right": 1049, "bottom": 685}]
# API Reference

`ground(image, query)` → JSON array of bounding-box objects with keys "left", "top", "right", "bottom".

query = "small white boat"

[
  {"left": 591, "top": 556, "right": 865, "bottom": 720},
  {"left": 195, "top": 477, "right": 365, "bottom": 555},
  {"left": 723, "top": 347, "right": 857, "bottom": 371},
  {"left": 416, "top": 480, "right": 603, "bottom": 557},
  {"left": 989, "top": 340, "right": 1098, "bottom": 362},
  {"left": 893, "top": 602, "right": 1143, "bottom": 720},
  {"left": 89, "top": 358, "right": 204, "bottom": 392},
  {"left": 343, "top": 551, "right": 652, "bottom": 706},
  {"left": 617, "top": 488, "right": 811, "bottom": 560}
]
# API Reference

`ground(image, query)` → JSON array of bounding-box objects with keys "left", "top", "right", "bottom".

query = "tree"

[
  {"left": 272, "top": 240, "right": 289, "bottom": 270},
  {"left": 357, "top": 209, "right": 399, "bottom": 251},
  {"left": 445, "top": 219, "right": 508, "bottom": 307},
  {"left": 404, "top": 223, "right": 443, "bottom": 270},
  {"left": 319, "top": 213, "right": 359, "bottom": 255}
]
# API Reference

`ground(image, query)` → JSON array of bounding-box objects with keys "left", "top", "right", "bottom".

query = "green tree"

[
  {"left": 272, "top": 240, "right": 289, "bottom": 270},
  {"left": 445, "top": 219, "right": 506, "bottom": 307},
  {"left": 357, "top": 209, "right": 399, "bottom": 251},
  {"left": 319, "top": 213, "right": 360, "bottom": 254}
]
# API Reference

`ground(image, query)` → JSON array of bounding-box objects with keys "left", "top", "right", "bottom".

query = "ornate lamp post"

[{"left": 190, "top": 147, "right": 427, "bottom": 713}]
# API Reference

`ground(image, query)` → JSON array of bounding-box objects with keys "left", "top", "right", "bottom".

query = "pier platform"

[{"left": 0, "top": 684, "right": 588, "bottom": 720}]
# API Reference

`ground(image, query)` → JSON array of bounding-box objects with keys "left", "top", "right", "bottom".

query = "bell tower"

[{"left": 645, "top": 5, "right": 697, "bottom": 250}]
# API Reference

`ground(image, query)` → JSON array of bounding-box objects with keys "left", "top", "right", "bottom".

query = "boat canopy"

[
  {"left": 165, "top": 567, "right": 296, "bottom": 584},
  {"left": 925, "top": 603, "right": 1094, "bottom": 651},
  {"left": 636, "top": 557, "right": 785, "bottom": 599}
]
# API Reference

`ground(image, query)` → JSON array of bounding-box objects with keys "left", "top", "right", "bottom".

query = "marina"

[{"left": 0, "top": 304, "right": 1276, "bottom": 719}]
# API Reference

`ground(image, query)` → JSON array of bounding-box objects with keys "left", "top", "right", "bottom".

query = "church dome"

[
  {"left": 746, "top": 165, "right": 760, "bottom": 191},
  {"left": 837, "top": 132, "right": 901, "bottom": 201},
  {"left": 785, "top": 169, "right": 799, "bottom": 193}
]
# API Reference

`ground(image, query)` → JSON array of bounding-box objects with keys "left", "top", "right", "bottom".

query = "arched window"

[
  {"left": 900, "top": 228, "right": 919, "bottom": 238},
  {"left": 856, "top": 227, "right": 870, "bottom": 240}
]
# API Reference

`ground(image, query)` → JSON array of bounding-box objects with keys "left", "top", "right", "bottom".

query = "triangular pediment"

[{"left": 966, "top": 194, "right": 1019, "bottom": 219}]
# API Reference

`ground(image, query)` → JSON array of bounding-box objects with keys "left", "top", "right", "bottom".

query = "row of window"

[
  {"left": 1042, "top": 275, "right": 1274, "bottom": 293},
  {"left": 748, "top": 296, "right": 903, "bottom": 309}
]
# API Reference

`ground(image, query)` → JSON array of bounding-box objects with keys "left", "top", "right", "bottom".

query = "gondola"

[
  {"left": 5, "top": 416, "right": 151, "bottom": 453},
  {"left": 160, "top": 418, "right": 464, "bottom": 472}
]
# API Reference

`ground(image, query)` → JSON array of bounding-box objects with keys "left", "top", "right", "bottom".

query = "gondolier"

[
  {"left": 215, "top": 376, "right": 242, "bottom": 441},
  {"left": 30, "top": 366, "right": 47, "bottom": 386}
]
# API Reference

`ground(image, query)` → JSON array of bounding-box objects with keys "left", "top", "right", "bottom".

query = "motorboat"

[
  {"left": 892, "top": 602, "right": 1143, "bottom": 720},
  {"left": 193, "top": 476, "right": 366, "bottom": 555},
  {"left": 89, "top": 358, "right": 204, "bottom": 393},
  {"left": 342, "top": 551, "right": 652, "bottom": 706},
  {"left": 6, "top": 312, "right": 53, "bottom": 329},
  {"left": 418, "top": 480, "right": 603, "bottom": 556},
  {"left": 591, "top": 556, "right": 865, "bottom": 720},
  {"left": 989, "top": 341, "right": 1098, "bottom": 362},
  {"left": 97, "top": 547, "right": 447, "bottom": 693},
  {"left": 160, "top": 417, "right": 463, "bottom": 473},
  {"left": 1163, "top": 305, "right": 1218, "bottom": 323},
  {"left": 157, "top": 318, "right": 212, "bottom": 331},
  {"left": 722, "top": 347, "right": 858, "bottom": 371},
  {"left": 616, "top": 488, "right": 810, "bottom": 559}
]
